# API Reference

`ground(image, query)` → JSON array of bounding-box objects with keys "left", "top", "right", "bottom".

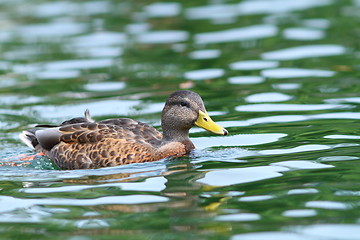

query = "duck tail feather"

[
  {"left": 84, "top": 109, "right": 95, "bottom": 122},
  {"left": 19, "top": 130, "right": 39, "bottom": 150}
]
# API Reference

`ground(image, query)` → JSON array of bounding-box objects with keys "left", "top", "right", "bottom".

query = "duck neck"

[
  {"left": 162, "top": 127, "right": 195, "bottom": 152},
  {"left": 162, "top": 126, "right": 190, "bottom": 142}
]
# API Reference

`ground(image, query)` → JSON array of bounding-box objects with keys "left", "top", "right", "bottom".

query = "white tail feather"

[
  {"left": 19, "top": 131, "right": 35, "bottom": 150},
  {"left": 84, "top": 109, "right": 94, "bottom": 123}
]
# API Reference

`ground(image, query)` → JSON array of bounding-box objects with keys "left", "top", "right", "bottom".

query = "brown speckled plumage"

[{"left": 20, "top": 90, "right": 227, "bottom": 170}]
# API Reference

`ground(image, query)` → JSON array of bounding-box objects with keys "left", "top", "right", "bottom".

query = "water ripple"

[
  {"left": 216, "top": 213, "right": 261, "bottom": 222},
  {"left": 22, "top": 101, "right": 164, "bottom": 123},
  {"left": 324, "top": 135, "right": 360, "bottom": 140},
  {"left": 189, "top": 49, "right": 221, "bottom": 60},
  {"left": 209, "top": 112, "right": 360, "bottom": 130},
  {"left": 232, "top": 231, "right": 315, "bottom": 240},
  {"left": 296, "top": 224, "right": 360, "bottom": 240},
  {"left": 84, "top": 82, "right": 126, "bottom": 92},
  {"left": 302, "top": 18, "right": 330, "bottom": 29},
  {"left": 245, "top": 92, "right": 293, "bottom": 103},
  {"left": 237, "top": 0, "right": 333, "bottom": 15},
  {"left": 16, "top": 22, "right": 87, "bottom": 40},
  {"left": 195, "top": 25, "right": 278, "bottom": 44},
  {"left": 186, "top": 4, "right": 238, "bottom": 20},
  {"left": 136, "top": 30, "right": 189, "bottom": 44},
  {"left": 13, "top": 59, "right": 117, "bottom": 75},
  {"left": 71, "top": 32, "right": 127, "bottom": 47},
  {"left": 235, "top": 103, "right": 349, "bottom": 112},
  {"left": 22, "top": 176, "right": 167, "bottom": 193},
  {"left": 272, "top": 83, "right": 301, "bottom": 90},
  {"left": 144, "top": 2, "right": 181, "bottom": 18},
  {"left": 192, "top": 133, "right": 287, "bottom": 149},
  {"left": 270, "top": 160, "right": 333, "bottom": 169},
  {"left": 261, "top": 68, "right": 335, "bottom": 78},
  {"left": 305, "top": 200, "right": 348, "bottom": 210},
  {"left": 33, "top": 1, "right": 110, "bottom": 17},
  {"left": 229, "top": 60, "right": 279, "bottom": 70},
  {"left": 325, "top": 97, "right": 360, "bottom": 104},
  {"left": 287, "top": 188, "right": 319, "bottom": 195},
  {"left": 260, "top": 145, "right": 331, "bottom": 155},
  {"left": 228, "top": 76, "right": 265, "bottom": 85},
  {"left": 283, "top": 28, "right": 325, "bottom": 40},
  {"left": 184, "top": 68, "right": 224, "bottom": 80},
  {"left": 0, "top": 195, "right": 168, "bottom": 213},
  {"left": 262, "top": 44, "right": 346, "bottom": 60},
  {"left": 44, "top": 58, "right": 116, "bottom": 70},
  {"left": 282, "top": 209, "right": 317, "bottom": 218},
  {"left": 239, "top": 195, "right": 274, "bottom": 202},
  {"left": 197, "top": 166, "right": 288, "bottom": 187},
  {"left": 33, "top": 70, "right": 80, "bottom": 80}
]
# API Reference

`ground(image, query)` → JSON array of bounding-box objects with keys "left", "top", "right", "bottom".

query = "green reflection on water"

[{"left": 0, "top": 0, "right": 360, "bottom": 239}]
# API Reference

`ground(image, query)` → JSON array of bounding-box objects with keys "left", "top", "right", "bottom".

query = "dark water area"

[{"left": 1, "top": 0, "right": 360, "bottom": 239}]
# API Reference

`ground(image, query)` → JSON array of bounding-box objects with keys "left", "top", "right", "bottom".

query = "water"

[{"left": 1, "top": 0, "right": 360, "bottom": 239}]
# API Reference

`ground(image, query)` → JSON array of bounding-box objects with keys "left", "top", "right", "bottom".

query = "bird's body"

[{"left": 20, "top": 90, "right": 227, "bottom": 170}]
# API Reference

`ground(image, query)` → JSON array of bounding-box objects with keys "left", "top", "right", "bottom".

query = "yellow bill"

[{"left": 195, "top": 110, "right": 228, "bottom": 135}]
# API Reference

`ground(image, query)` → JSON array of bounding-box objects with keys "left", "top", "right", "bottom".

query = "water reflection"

[
  {"left": 44, "top": 59, "right": 116, "bottom": 70},
  {"left": 26, "top": 99, "right": 140, "bottom": 121},
  {"left": 144, "top": 2, "right": 181, "bottom": 18},
  {"left": 186, "top": 0, "right": 332, "bottom": 19},
  {"left": 192, "top": 133, "right": 287, "bottom": 148},
  {"left": 84, "top": 82, "right": 125, "bottom": 92},
  {"left": 25, "top": 97, "right": 163, "bottom": 121},
  {"left": 239, "top": 195, "right": 273, "bottom": 202},
  {"left": 270, "top": 160, "right": 333, "bottom": 169},
  {"left": 197, "top": 166, "right": 288, "bottom": 187},
  {"left": 237, "top": 0, "right": 332, "bottom": 15},
  {"left": 305, "top": 201, "right": 348, "bottom": 210},
  {"left": 16, "top": 22, "right": 87, "bottom": 40},
  {"left": 136, "top": 30, "right": 188, "bottom": 44},
  {"left": 186, "top": 4, "right": 238, "bottom": 21},
  {"left": 262, "top": 44, "right": 346, "bottom": 60},
  {"left": 325, "top": 97, "right": 360, "bottom": 104},
  {"left": 216, "top": 213, "right": 260, "bottom": 222},
  {"left": 235, "top": 103, "right": 349, "bottom": 112},
  {"left": 32, "top": 1, "right": 111, "bottom": 17},
  {"left": 260, "top": 144, "right": 331, "bottom": 155},
  {"left": 71, "top": 32, "right": 127, "bottom": 47},
  {"left": 295, "top": 224, "right": 360, "bottom": 240},
  {"left": 261, "top": 68, "right": 335, "bottom": 78},
  {"left": 283, "top": 28, "right": 325, "bottom": 40},
  {"left": 272, "top": 83, "right": 301, "bottom": 90},
  {"left": 1, "top": 0, "right": 360, "bottom": 238},
  {"left": 228, "top": 76, "right": 264, "bottom": 85},
  {"left": 245, "top": 92, "right": 293, "bottom": 103},
  {"left": 0, "top": 194, "right": 168, "bottom": 214},
  {"left": 302, "top": 18, "right": 330, "bottom": 28},
  {"left": 33, "top": 70, "right": 80, "bottom": 80},
  {"left": 232, "top": 232, "right": 312, "bottom": 240},
  {"left": 184, "top": 68, "right": 224, "bottom": 80},
  {"left": 22, "top": 176, "right": 167, "bottom": 193},
  {"left": 189, "top": 49, "right": 221, "bottom": 60},
  {"left": 194, "top": 25, "right": 277, "bottom": 44},
  {"left": 229, "top": 60, "right": 279, "bottom": 70}
]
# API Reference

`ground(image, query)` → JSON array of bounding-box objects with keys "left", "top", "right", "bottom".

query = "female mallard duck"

[{"left": 20, "top": 90, "right": 228, "bottom": 170}]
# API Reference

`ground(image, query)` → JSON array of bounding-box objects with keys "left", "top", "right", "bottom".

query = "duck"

[{"left": 19, "top": 90, "right": 228, "bottom": 170}]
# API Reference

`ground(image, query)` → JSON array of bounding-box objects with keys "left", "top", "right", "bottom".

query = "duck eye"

[{"left": 179, "top": 101, "right": 189, "bottom": 107}]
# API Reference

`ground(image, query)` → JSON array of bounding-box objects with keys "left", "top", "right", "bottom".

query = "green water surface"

[{"left": 1, "top": 0, "right": 360, "bottom": 239}]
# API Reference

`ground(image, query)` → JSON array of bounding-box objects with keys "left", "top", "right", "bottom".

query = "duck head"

[{"left": 161, "top": 90, "right": 228, "bottom": 141}]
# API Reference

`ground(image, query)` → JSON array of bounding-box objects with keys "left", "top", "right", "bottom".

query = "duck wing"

[
  {"left": 98, "top": 118, "right": 163, "bottom": 144},
  {"left": 32, "top": 121, "right": 163, "bottom": 169},
  {"left": 54, "top": 121, "right": 162, "bottom": 147}
]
